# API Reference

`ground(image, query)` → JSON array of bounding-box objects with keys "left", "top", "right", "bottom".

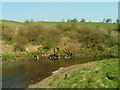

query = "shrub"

[
  {"left": 15, "top": 35, "right": 28, "bottom": 44},
  {"left": 42, "top": 25, "right": 62, "bottom": 49},
  {"left": 14, "top": 43, "right": 25, "bottom": 51},
  {"left": 2, "top": 54, "right": 15, "bottom": 61},
  {"left": 70, "top": 26, "right": 117, "bottom": 50},
  {"left": 2, "top": 24, "right": 17, "bottom": 42},
  {"left": 18, "top": 22, "right": 46, "bottom": 44},
  {"left": 56, "top": 23, "right": 71, "bottom": 34},
  {"left": 15, "top": 23, "right": 62, "bottom": 50}
]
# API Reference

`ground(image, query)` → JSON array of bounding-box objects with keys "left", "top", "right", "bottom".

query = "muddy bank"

[
  {"left": 27, "top": 58, "right": 118, "bottom": 88},
  {"left": 27, "top": 62, "right": 96, "bottom": 88}
]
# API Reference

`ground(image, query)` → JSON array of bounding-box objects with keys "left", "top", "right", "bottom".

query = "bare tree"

[
  {"left": 103, "top": 19, "right": 105, "bottom": 23},
  {"left": 67, "top": 19, "right": 70, "bottom": 22},
  {"left": 62, "top": 19, "right": 65, "bottom": 22},
  {"left": 106, "top": 18, "right": 112, "bottom": 23},
  {"left": 70, "top": 18, "right": 78, "bottom": 22},
  {"left": 24, "top": 19, "right": 30, "bottom": 23},
  {"left": 80, "top": 18, "right": 85, "bottom": 22},
  {"left": 116, "top": 19, "right": 120, "bottom": 23},
  {"left": 30, "top": 19, "right": 34, "bottom": 23}
]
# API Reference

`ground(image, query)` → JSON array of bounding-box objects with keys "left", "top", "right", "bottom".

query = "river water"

[{"left": 2, "top": 57, "right": 104, "bottom": 88}]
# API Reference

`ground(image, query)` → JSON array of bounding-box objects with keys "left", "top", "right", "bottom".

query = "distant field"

[
  {"left": 31, "top": 21, "right": 117, "bottom": 31},
  {"left": 0, "top": 20, "right": 24, "bottom": 24},
  {"left": 1, "top": 20, "right": 117, "bottom": 29}
]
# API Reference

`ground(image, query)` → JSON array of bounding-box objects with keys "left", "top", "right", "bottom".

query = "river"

[{"left": 2, "top": 57, "right": 104, "bottom": 88}]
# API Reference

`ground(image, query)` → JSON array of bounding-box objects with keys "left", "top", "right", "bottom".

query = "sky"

[
  {"left": 1, "top": 0, "right": 120, "bottom": 2},
  {"left": 1, "top": 2, "right": 118, "bottom": 22}
]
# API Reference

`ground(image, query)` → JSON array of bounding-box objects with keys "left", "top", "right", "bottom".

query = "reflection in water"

[{"left": 2, "top": 57, "right": 104, "bottom": 88}]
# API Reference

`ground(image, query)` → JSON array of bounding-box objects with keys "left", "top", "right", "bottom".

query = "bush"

[
  {"left": 56, "top": 23, "right": 76, "bottom": 37},
  {"left": 42, "top": 25, "right": 62, "bottom": 48},
  {"left": 70, "top": 26, "right": 106, "bottom": 43},
  {"left": 2, "top": 24, "right": 17, "bottom": 42},
  {"left": 70, "top": 26, "right": 117, "bottom": 51},
  {"left": 15, "top": 35, "right": 28, "bottom": 44},
  {"left": 18, "top": 22, "right": 46, "bottom": 44},
  {"left": 17, "top": 23, "right": 62, "bottom": 47},
  {"left": 14, "top": 43, "right": 25, "bottom": 51},
  {"left": 2, "top": 54, "right": 15, "bottom": 61},
  {"left": 56, "top": 23, "right": 72, "bottom": 32}
]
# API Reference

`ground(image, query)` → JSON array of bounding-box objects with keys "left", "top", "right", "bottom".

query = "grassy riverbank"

[{"left": 28, "top": 58, "right": 118, "bottom": 88}]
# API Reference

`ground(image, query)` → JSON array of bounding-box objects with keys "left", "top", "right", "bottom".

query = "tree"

[
  {"left": 106, "top": 18, "right": 112, "bottom": 23},
  {"left": 103, "top": 19, "right": 105, "bottom": 23},
  {"left": 70, "top": 18, "right": 78, "bottom": 22},
  {"left": 62, "top": 19, "right": 65, "bottom": 22},
  {"left": 116, "top": 19, "right": 120, "bottom": 23},
  {"left": 24, "top": 19, "right": 30, "bottom": 23},
  {"left": 67, "top": 19, "right": 70, "bottom": 22},
  {"left": 30, "top": 19, "right": 34, "bottom": 22},
  {"left": 80, "top": 18, "right": 85, "bottom": 22},
  {"left": 24, "top": 19, "right": 34, "bottom": 23}
]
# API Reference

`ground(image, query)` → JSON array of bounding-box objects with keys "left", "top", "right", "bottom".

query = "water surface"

[{"left": 2, "top": 57, "right": 104, "bottom": 88}]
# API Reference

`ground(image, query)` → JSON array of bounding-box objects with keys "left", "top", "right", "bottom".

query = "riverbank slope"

[
  {"left": 28, "top": 58, "right": 118, "bottom": 88},
  {"left": 1, "top": 20, "right": 118, "bottom": 62}
]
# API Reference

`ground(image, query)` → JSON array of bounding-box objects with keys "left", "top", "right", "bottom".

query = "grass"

[
  {"left": 47, "top": 58, "right": 118, "bottom": 88},
  {"left": 1, "top": 20, "right": 117, "bottom": 30},
  {"left": 28, "top": 58, "right": 118, "bottom": 88},
  {"left": 0, "top": 19, "right": 24, "bottom": 25},
  {"left": 2, "top": 52, "right": 35, "bottom": 61},
  {"left": 44, "top": 22, "right": 117, "bottom": 30}
]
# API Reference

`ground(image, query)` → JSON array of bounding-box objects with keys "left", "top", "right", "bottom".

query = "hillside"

[{"left": 1, "top": 20, "right": 119, "bottom": 61}]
